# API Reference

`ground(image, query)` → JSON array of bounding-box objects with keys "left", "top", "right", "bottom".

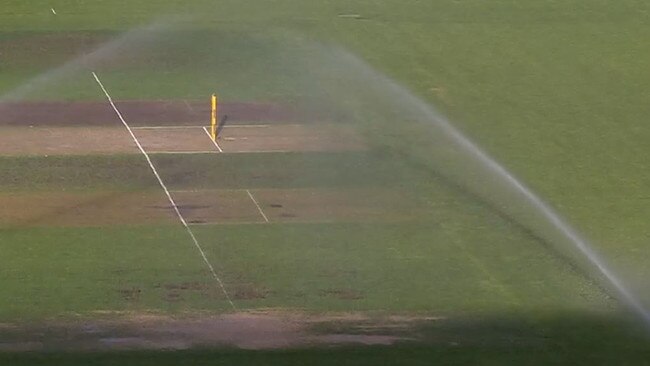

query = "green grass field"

[{"left": 2, "top": 0, "right": 650, "bottom": 364}]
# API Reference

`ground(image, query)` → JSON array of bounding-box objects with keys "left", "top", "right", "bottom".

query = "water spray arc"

[
  {"left": 425, "top": 105, "right": 650, "bottom": 324},
  {"left": 323, "top": 46, "right": 650, "bottom": 325}
]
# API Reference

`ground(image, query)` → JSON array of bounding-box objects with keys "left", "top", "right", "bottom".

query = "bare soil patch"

[
  {"left": 0, "top": 312, "right": 423, "bottom": 351},
  {"left": 0, "top": 100, "right": 298, "bottom": 126}
]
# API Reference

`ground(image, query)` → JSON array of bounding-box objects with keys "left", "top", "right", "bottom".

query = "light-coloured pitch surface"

[
  {"left": 0, "top": 124, "right": 365, "bottom": 156},
  {"left": 0, "top": 126, "right": 138, "bottom": 155}
]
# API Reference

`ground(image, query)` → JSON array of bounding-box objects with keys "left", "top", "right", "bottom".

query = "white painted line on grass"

[
  {"left": 148, "top": 150, "right": 219, "bottom": 155},
  {"left": 220, "top": 123, "right": 314, "bottom": 129},
  {"left": 188, "top": 219, "right": 337, "bottom": 226},
  {"left": 91, "top": 71, "right": 236, "bottom": 311},
  {"left": 131, "top": 124, "right": 304, "bottom": 130},
  {"left": 246, "top": 189, "right": 269, "bottom": 223},
  {"left": 224, "top": 150, "right": 295, "bottom": 154},
  {"left": 189, "top": 221, "right": 267, "bottom": 226},
  {"left": 147, "top": 150, "right": 296, "bottom": 154},
  {"left": 131, "top": 125, "right": 207, "bottom": 130},
  {"left": 224, "top": 124, "right": 271, "bottom": 128},
  {"left": 170, "top": 188, "right": 257, "bottom": 193},
  {"left": 170, "top": 149, "right": 296, "bottom": 154},
  {"left": 203, "top": 126, "right": 223, "bottom": 152}
]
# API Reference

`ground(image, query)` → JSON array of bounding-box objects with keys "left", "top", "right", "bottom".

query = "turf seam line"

[
  {"left": 202, "top": 126, "right": 224, "bottom": 152},
  {"left": 91, "top": 71, "right": 237, "bottom": 311},
  {"left": 246, "top": 189, "right": 269, "bottom": 223}
]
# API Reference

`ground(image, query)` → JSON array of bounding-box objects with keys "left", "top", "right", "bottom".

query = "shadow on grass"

[{"left": 2, "top": 312, "right": 649, "bottom": 366}]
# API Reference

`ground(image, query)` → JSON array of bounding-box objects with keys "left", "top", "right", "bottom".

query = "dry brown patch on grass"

[
  {"left": 0, "top": 126, "right": 136, "bottom": 156},
  {"left": 250, "top": 187, "right": 420, "bottom": 223},
  {"left": 0, "top": 188, "right": 419, "bottom": 228},
  {"left": 0, "top": 311, "right": 427, "bottom": 351},
  {"left": 168, "top": 187, "right": 420, "bottom": 225},
  {"left": 0, "top": 191, "right": 174, "bottom": 227},
  {"left": 170, "top": 189, "right": 264, "bottom": 224}
]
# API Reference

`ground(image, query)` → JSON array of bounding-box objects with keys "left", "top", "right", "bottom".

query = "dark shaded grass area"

[
  {"left": 0, "top": 154, "right": 157, "bottom": 191},
  {"left": 0, "top": 151, "right": 411, "bottom": 191},
  {"left": 2, "top": 315, "right": 649, "bottom": 366},
  {"left": 152, "top": 151, "right": 411, "bottom": 190},
  {"left": 0, "top": 31, "right": 113, "bottom": 70}
]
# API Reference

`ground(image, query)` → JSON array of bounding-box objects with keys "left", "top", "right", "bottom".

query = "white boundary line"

[
  {"left": 202, "top": 126, "right": 223, "bottom": 153},
  {"left": 91, "top": 72, "right": 236, "bottom": 311},
  {"left": 246, "top": 189, "right": 269, "bottom": 223}
]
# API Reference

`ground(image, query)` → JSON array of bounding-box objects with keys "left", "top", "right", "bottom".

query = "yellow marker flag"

[{"left": 210, "top": 94, "right": 217, "bottom": 140}]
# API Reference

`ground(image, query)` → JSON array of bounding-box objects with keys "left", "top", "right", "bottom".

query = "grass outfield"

[
  {"left": 0, "top": 220, "right": 609, "bottom": 321},
  {"left": 1, "top": 0, "right": 650, "bottom": 363}
]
